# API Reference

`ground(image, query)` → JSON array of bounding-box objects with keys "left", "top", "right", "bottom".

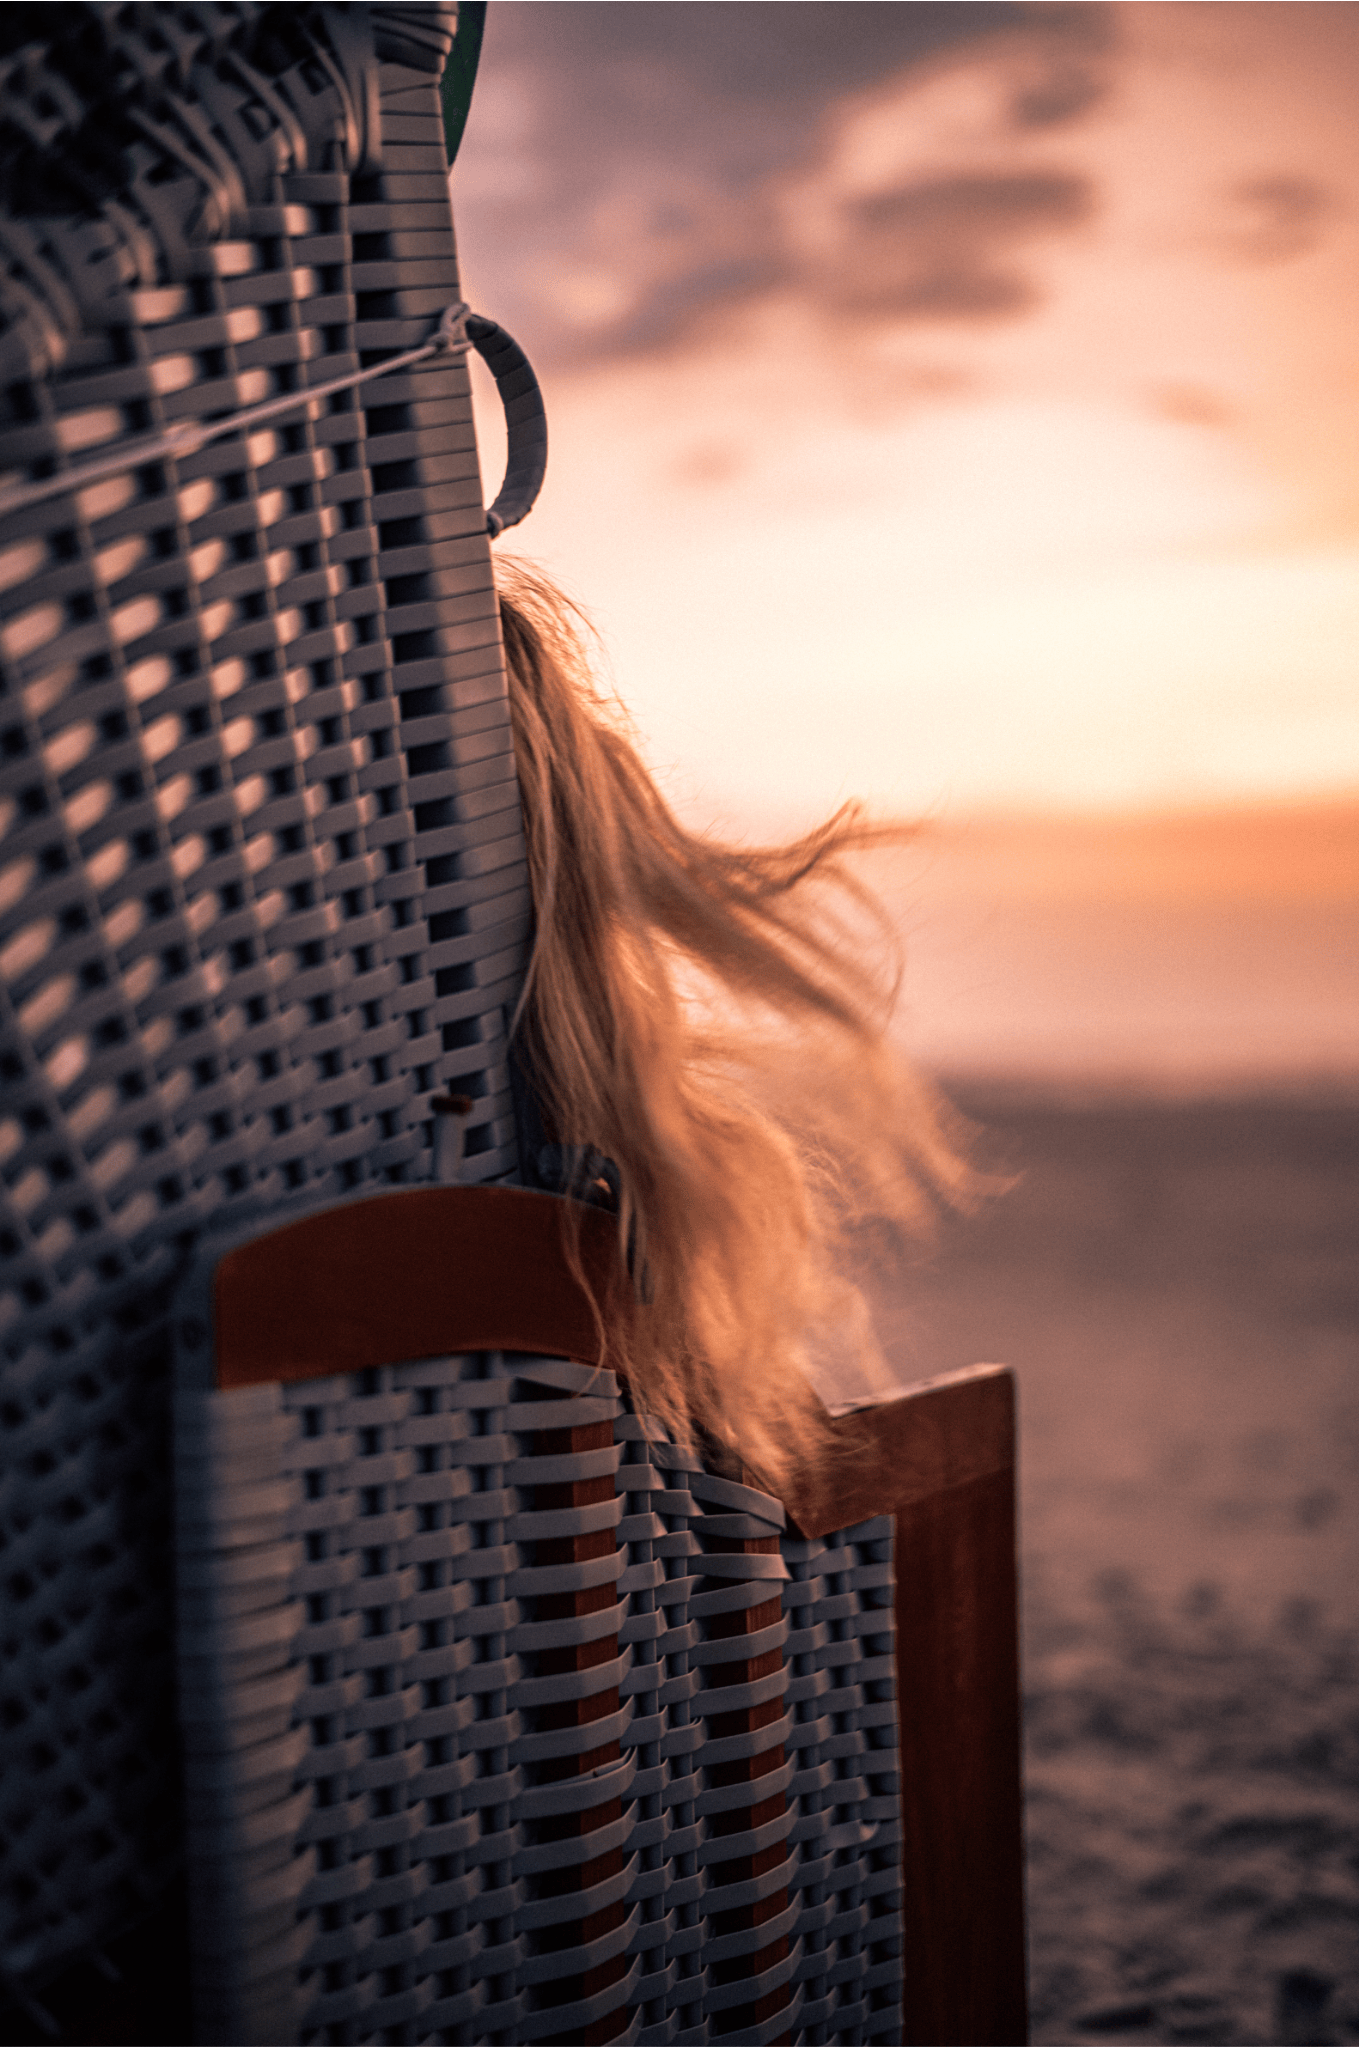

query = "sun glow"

[{"left": 465, "top": 4, "right": 1359, "bottom": 828}]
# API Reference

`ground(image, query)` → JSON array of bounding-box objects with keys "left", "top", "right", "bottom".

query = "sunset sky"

[{"left": 451, "top": 2, "right": 1358, "bottom": 1082}]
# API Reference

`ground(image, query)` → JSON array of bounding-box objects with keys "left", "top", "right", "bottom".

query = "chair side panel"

[
  {"left": 174, "top": 1331, "right": 907, "bottom": 2045},
  {"left": 895, "top": 1468, "right": 1029, "bottom": 2048}
]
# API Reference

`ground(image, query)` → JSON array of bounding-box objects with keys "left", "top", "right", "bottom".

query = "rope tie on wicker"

[{"left": 0, "top": 300, "right": 549, "bottom": 537}]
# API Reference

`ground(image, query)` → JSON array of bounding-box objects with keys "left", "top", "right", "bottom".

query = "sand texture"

[{"left": 864, "top": 1091, "right": 1359, "bottom": 2047}]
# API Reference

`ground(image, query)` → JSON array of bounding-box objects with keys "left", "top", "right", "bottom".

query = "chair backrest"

[
  {"left": 0, "top": 0, "right": 531, "bottom": 1995},
  {"left": 168, "top": 1184, "right": 1026, "bottom": 2046}
]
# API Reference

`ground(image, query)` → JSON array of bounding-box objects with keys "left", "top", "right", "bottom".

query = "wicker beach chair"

[{"left": 0, "top": 6, "right": 1026, "bottom": 2041}]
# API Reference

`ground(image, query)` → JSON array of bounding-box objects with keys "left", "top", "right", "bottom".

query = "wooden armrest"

[
  {"left": 788, "top": 1368, "right": 1028, "bottom": 2048},
  {"left": 781, "top": 1362, "right": 1016, "bottom": 1539}
]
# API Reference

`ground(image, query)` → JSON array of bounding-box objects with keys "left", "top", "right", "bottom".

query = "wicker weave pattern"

[
  {"left": 173, "top": 1333, "right": 903, "bottom": 2047},
  {"left": 0, "top": 3, "right": 536, "bottom": 1981},
  {"left": 781, "top": 1530, "right": 903, "bottom": 2041}
]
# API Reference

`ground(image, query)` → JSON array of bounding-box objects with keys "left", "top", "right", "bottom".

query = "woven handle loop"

[{"left": 465, "top": 313, "right": 549, "bottom": 538}]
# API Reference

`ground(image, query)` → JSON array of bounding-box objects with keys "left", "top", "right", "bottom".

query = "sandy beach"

[{"left": 865, "top": 1087, "right": 1359, "bottom": 2046}]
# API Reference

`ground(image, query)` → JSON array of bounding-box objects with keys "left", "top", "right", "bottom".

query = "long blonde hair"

[{"left": 499, "top": 561, "right": 970, "bottom": 1491}]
